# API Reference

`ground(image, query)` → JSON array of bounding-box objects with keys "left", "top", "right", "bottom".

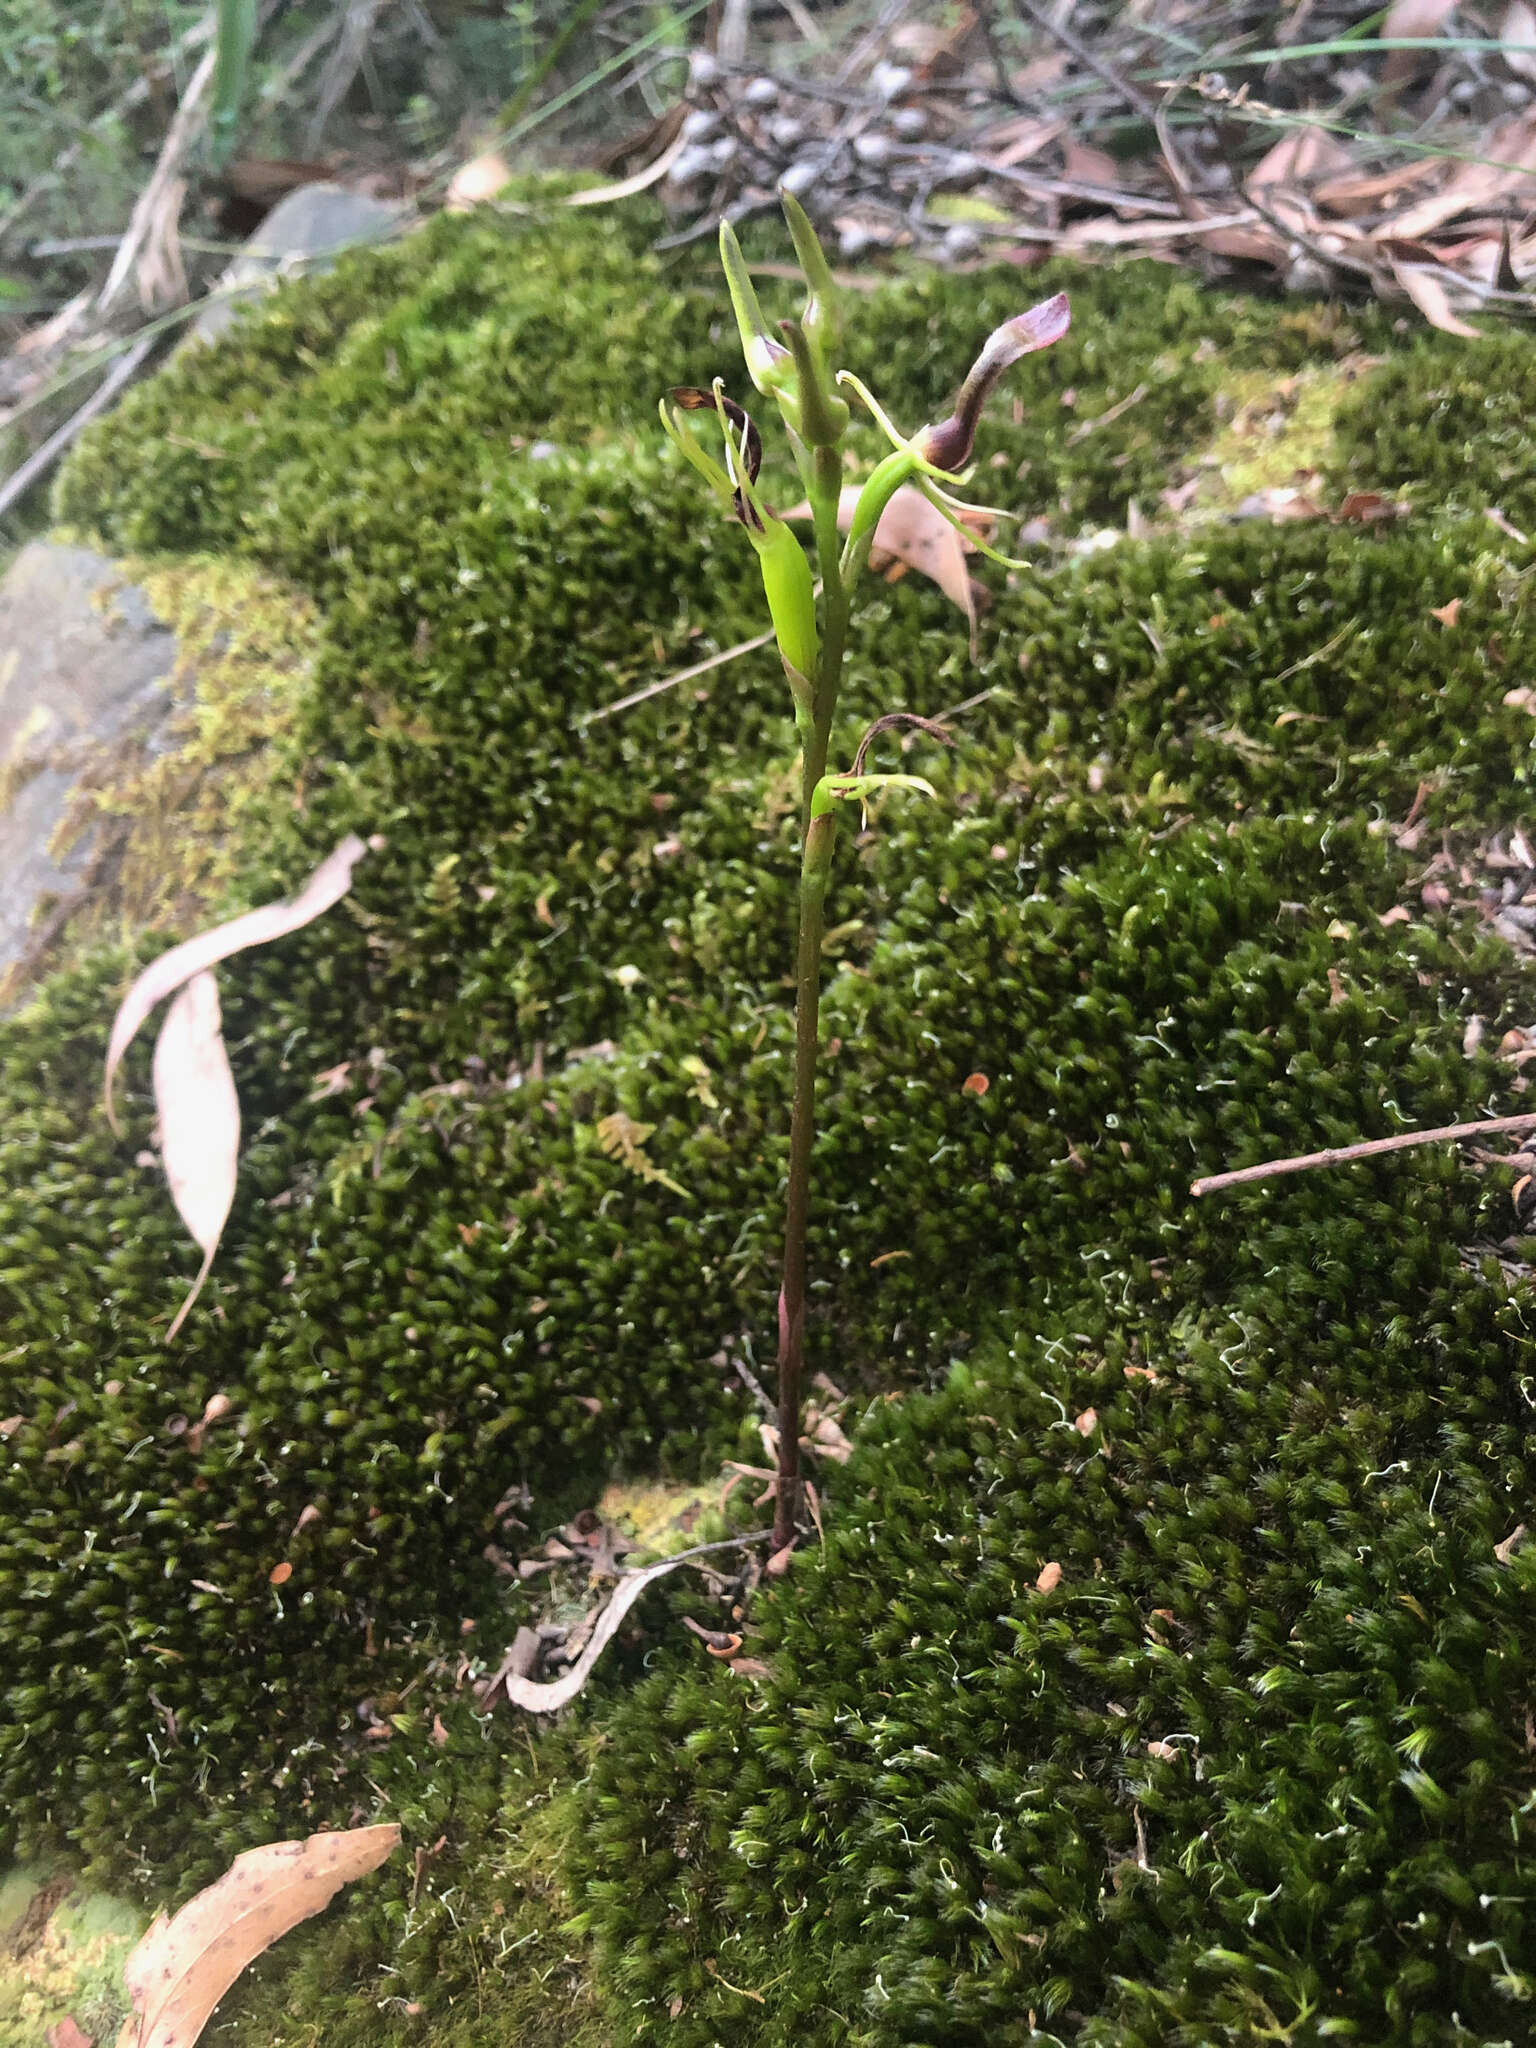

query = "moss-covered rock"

[{"left": 2, "top": 186, "right": 1534, "bottom": 2039}]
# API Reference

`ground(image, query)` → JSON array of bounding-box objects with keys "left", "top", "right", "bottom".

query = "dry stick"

[
  {"left": 1010, "top": 0, "right": 1199, "bottom": 205},
  {"left": 98, "top": 42, "right": 216, "bottom": 313},
  {"left": 581, "top": 626, "right": 776, "bottom": 723},
  {"left": 1191, "top": 1112, "right": 1536, "bottom": 1198},
  {"left": 0, "top": 13, "right": 215, "bottom": 248},
  {"left": 0, "top": 329, "right": 155, "bottom": 521}
]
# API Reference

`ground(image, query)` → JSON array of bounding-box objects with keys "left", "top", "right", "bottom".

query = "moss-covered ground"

[{"left": 3, "top": 186, "right": 1536, "bottom": 2040}]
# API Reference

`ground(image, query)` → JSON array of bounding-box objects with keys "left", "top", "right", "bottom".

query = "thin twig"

[
  {"left": 98, "top": 43, "right": 216, "bottom": 313},
  {"left": 0, "top": 13, "right": 215, "bottom": 248},
  {"left": 0, "top": 330, "right": 155, "bottom": 521},
  {"left": 1011, "top": 0, "right": 1197, "bottom": 203},
  {"left": 1191, "top": 1112, "right": 1536, "bottom": 1197},
  {"left": 581, "top": 626, "right": 776, "bottom": 723}
]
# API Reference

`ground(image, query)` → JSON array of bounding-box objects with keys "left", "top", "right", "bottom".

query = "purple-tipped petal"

[{"left": 917, "top": 292, "right": 1070, "bottom": 472}]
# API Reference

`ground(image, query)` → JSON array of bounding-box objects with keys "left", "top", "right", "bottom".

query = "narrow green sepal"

[
  {"left": 780, "top": 189, "right": 842, "bottom": 353},
  {"left": 749, "top": 517, "right": 819, "bottom": 683},
  {"left": 811, "top": 771, "right": 938, "bottom": 819},
  {"left": 719, "top": 220, "right": 797, "bottom": 401}
]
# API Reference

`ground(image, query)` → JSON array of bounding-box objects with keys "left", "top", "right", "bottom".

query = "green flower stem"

[
  {"left": 773, "top": 438, "right": 852, "bottom": 1549},
  {"left": 774, "top": 803, "right": 837, "bottom": 1551}
]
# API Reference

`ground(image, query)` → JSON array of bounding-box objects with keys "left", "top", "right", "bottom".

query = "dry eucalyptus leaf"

[
  {"left": 1388, "top": 260, "right": 1481, "bottom": 338},
  {"left": 785, "top": 484, "right": 986, "bottom": 653},
  {"left": 153, "top": 972, "right": 239, "bottom": 1343},
  {"left": 115, "top": 1824, "right": 400, "bottom": 2048},
  {"left": 1504, "top": 0, "right": 1536, "bottom": 83},
  {"left": 105, "top": 835, "right": 374, "bottom": 1133},
  {"left": 496, "top": 1552, "right": 698, "bottom": 1713},
  {"left": 1380, "top": 0, "right": 1464, "bottom": 92}
]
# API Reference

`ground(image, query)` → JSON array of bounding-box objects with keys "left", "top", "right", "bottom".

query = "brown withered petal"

[
  {"left": 918, "top": 292, "right": 1071, "bottom": 473},
  {"left": 669, "top": 386, "right": 762, "bottom": 485}
]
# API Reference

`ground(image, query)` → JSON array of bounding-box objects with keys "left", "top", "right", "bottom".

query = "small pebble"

[
  {"left": 769, "top": 114, "right": 808, "bottom": 150},
  {"left": 709, "top": 134, "right": 739, "bottom": 170},
  {"left": 853, "top": 131, "right": 892, "bottom": 166},
  {"left": 869, "top": 60, "right": 913, "bottom": 100},
  {"left": 689, "top": 50, "right": 722, "bottom": 89},
  {"left": 679, "top": 108, "right": 721, "bottom": 143},
  {"left": 666, "top": 144, "right": 715, "bottom": 187},
  {"left": 742, "top": 76, "right": 779, "bottom": 108},
  {"left": 780, "top": 159, "right": 821, "bottom": 196},
  {"left": 890, "top": 105, "right": 927, "bottom": 140},
  {"left": 942, "top": 222, "right": 983, "bottom": 262}
]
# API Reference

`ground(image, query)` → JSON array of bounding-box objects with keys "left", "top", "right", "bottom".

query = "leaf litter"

[{"left": 101, "top": 834, "right": 377, "bottom": 1339}]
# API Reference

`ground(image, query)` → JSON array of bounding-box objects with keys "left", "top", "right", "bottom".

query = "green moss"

[
  {"left": 0, "top": 551, "right": 318, "bottom": 1006},
  {"left": 0, "top": 190, "right": 1532, "bottom": 2040},
  {"left": 1330, "top": 326, "right": 1536, "bottom": 533}
]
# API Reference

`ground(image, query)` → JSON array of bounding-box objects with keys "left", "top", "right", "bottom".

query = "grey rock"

[
  {"left": 890, "top": 105, "right": 928, "bottom": 140},
  {"left": 780, "top": 159, "right": 821, "bottom": 196},
  {"left": 0, "top": 541, "right": 180, "bottom": 990},
  {"left": 680, "top": 107, "right": 721, "bottom": 142},
  {"left": 191, "top": 183, "right": 401, "bottom": 345},
  {"left": 742, "top": 76, "right": 779, "bottom": 108},
  {"left": 853, "top": 131, "right": 892, "bottom": 166}
]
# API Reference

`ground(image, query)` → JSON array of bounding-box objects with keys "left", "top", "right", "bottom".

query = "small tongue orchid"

[{"left": 660, "top": 193, "right": 1069, "bottom": 1553}]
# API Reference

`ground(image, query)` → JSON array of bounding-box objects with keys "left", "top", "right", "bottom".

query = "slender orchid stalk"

[{"left": 662, "top": 196, "right": 1069, "bottom": 1550}]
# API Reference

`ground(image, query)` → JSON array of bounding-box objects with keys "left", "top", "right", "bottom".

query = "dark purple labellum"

[
  {"left": 670, "top": 386, "right": 765, "bottom": 525},
  {"left": 916, "top": 293, "right": 1071, "bottom": 473}
]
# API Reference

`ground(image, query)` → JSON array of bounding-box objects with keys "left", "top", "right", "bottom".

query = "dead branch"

[
  {"left": 98, "top": 43, "right": 217, "bottom": 314},
  {"left": 1191, "top": 1111, "right": 1536, "bottom": 1197}
]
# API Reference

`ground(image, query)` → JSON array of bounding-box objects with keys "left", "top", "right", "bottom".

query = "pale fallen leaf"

[
  {"left": 1385, "top": 112, "right": 1536, "bottom": 240},
  {"left": 47, "top": 2020, "right": 95, "bottom": 2048},
  {"left": 785, "top": 483, "right": 986, "bottom": 653},
  {"left": 1035, "top": 1560, "right": 1063, "bottom": 1593},
  {"left": 1504, "top": 0, "right": 1536, "bottom": 83},
  {"left": 1061, "top": 138, "right": 1120, "bottom": 189},
  {"left": 1430, "top": 598, "right": 1462, "bottom": 626},
  {"left": 153, "top": 973, "right": 239, "bottom": 1343},
  {"left": 1379, "top": 905, "right": 1413, "bottom": 925},
  {"left": 1146, "top": 1740, "right": 1179, "bottom": 1762},
  {"left": 446, "top": 153, "right": 512, "bottom": 210},
  {"left": 1247, "top": 125, "right": 1354, "bottom": 192},
  {"left": 1074, "top": 1408, "right": 1099, "bottom": 1436},
  {"left": 1389, "top": 260, "right": 1481, "bottom": 338},
  {"left": 1494, "top": 1522, "right": 1528, "bottom": 1564},
  {"left": 105, "top": 835, "right": 374, "bottom": 1133},
  {"left": 497, "top": 1550, "right": 722, "bottom": 1713},
  {"left": 115, "top": 1825, "right": 399, "bottom": 2048},
  {"left": 1380, "top": 0, "right": 1463, "bottom": 93}
]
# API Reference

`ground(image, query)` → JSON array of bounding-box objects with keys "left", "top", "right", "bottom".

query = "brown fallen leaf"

[
  {"left": 1389, "top": 260, "right": 1481, "bottom": 339},
  {"left": 1504, "top": 0, "right": 1536, "bottom": 84},
  {"left": 105, "top": 835, "right": 374, "bottom": 1133},
  {"left": 1379, "top": 905, "right": 1414, "bottom": 926},
  {"left": 153, "top": 972, "right": 239, "bottom": 1343},
  {"left": 785, "top": 484, "right": 989, "bottom": 655},
  {"left": 1247, "top": 124, "right": 1354, "bottom": 193},
  {"left": 493, "top": 1538, "right": 765, "bottom": 1713},
  {"left": 1495, "top": 1523, "right": 1528, "bottom": 1564},
  {"left": 962, "top": 1071, "right": 990, "bottom": 1096},
  {"left": 47, "top": 2020, "right": 95, "bottom": 2048},
  {"left": 1380, "top": 0, "right": 1463, "bottom": 94},
  {"left": 1074, "top": 1408, "right": 1099, "bottom": 1436},
  {"left": 1430, "top": 598, "right": 1462, "bottom": 627},
  {"left": 1386, "top": 111, "right": 1536, "bottom": 240},
  {"left": 115, "top": 1825, "right": 399, "bottom": 2048},
  {"left": 1035, "top": 1560, "right": 1063, "bottom": 1593}
]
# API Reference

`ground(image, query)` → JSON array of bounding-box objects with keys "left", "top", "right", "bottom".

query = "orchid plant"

[{"left": 662, "top": 194, "right": 1069, "bottom": 1550}]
